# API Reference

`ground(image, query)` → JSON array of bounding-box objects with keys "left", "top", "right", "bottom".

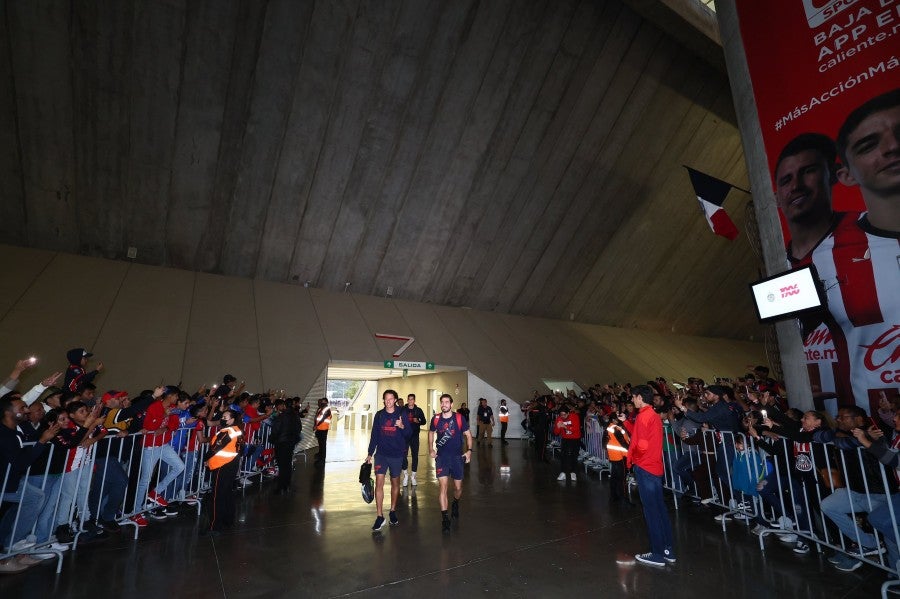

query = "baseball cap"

[
  {"left": 102, "top": 390, "right": 128, "bottom": 404},
  {"left": 66, "top": 348, "right": 93, "bottom": 364}
]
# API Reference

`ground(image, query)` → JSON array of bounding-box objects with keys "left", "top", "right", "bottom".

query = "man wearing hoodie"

[{"left": 63, "top": 348, "right": 103, "bottom": 393}]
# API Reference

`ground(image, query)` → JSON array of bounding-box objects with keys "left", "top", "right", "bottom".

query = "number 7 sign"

[{"left": 375, "top": 333, "right": 415, "bottom": 358}]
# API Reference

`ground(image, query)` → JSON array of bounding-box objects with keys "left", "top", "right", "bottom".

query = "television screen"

[{"left": 749, "top": 265, "right": 825, "bottom": 323}]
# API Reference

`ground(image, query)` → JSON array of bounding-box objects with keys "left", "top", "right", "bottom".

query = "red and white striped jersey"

[
  {"left": 788, "top": 214, "right": 844, "bottom": 400},
  {"left": 803, "top": 322, "right": 839, "bottom": 397},
  {"left": 811, "top": 213, "right": 900, "bottom": 413}
]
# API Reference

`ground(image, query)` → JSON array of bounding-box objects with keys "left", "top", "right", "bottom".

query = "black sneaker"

[
  {"left": 451, "top": 500, "right": 459, "bottom": 519},
  {"left": 389, "top": 511, "right": 399, "bottom": 526},
  {"left": 164, "top": 506, "right": 179, "bottom": 518},
  {"left": 442, "top": 517, "right": 451, "bottom": 533},
  {"left": 82, "top": 521, "right": 108, "bottom": 537},
  {"left": 98, "top": 519, "right": 121, "bottom": 533},
  {"left": 635, "top": 552, "right": 666, "bottom": 567},
  {"left": 148, "top": 508, "right": 167, "bottom": 521},
  {"left": 372, "top": 515, "right": 386, "bottom": 531},
  {"left": 55, "top": 525, "right": 75, "bottom": 544}
]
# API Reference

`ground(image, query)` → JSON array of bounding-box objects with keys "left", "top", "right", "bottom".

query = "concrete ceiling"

[{"left": 0, "top": 0, "right": 763, "bottom": 341}]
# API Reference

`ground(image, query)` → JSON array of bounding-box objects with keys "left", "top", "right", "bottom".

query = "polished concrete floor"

[{"left": 0, "top": 428, "right": 892, "bottom": 598}]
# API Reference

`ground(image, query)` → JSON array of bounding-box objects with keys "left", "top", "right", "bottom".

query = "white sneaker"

[
  {"left": 777, "top": 533, "right": 798, "bottom": 543},
  {"left": 401, "top": 471, "right": 409, "bottom": 486},
  {"left": 569, "top": 472, "right": 577, "bottom": 481},
  {"left": 30, "top": 553, "right": 57, "bottom": 561},
  {"left": 9, "top": 536, "right": 36, "bottom": 552},
  {"left": 700, "top": 492, "right": 719, "bottom": 505},
  {"left": 557, "top": 472, "right": 567, "bottom": 481},
  {"left": 410, "top": 473, "right": 417, "bottom": 486}
]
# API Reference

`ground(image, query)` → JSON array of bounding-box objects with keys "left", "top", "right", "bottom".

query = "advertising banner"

[{"left": 735, "top": 0, "right": 899, "bottom": 413}]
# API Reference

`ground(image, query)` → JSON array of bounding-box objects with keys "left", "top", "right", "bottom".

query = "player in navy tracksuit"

[
  {"left": 428, "top": 393, "right": 473, "bottom": 533},
  {"left": 365, "top": 389, "right": 411, "bottom": 531}
]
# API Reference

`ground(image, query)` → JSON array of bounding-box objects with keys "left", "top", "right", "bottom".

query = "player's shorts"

[
  {"left": 374, "top": 454, "right": 403, "bottom": 478},
  {"left": 435, "top": 453, "right": 464, "bottom": 481}
]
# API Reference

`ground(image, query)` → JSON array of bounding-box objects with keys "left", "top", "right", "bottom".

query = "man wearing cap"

[
  {"left": 38, "top": 386, "right": 64, "bottom": 413},
  {"left": 214, "top": 374, "right": 242, "bottom": 401},
  {"left": 0, "top": 358, "right": 63, "bottom": 411},
  {"left": 63, "top": 348, "right": 103, "bottom": 393},
  {"left": 133, "top": 386, "right": 185, "bottom": 515},
  {"left": 84, "top": 390, "right": 135, "bottom": 532}
]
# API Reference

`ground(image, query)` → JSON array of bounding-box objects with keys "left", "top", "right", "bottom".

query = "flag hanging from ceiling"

[{"left": 685, "top": 166, "right": 739, "bottom": 241}]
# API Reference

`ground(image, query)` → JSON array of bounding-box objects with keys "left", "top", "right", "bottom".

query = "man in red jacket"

[
  {"left": 553, "top": 405, "right": 581, "bottom": 481},
  {"left": 627, "top": 384, "right": 674, "bottom": 567}
]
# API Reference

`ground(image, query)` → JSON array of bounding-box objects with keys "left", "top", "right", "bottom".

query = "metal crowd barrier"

[
  {"left": 579, "top": 415, "right": 611, "bottom": 477},
  {"left": 237, "top": 422, "right": 275, "bottom": 492},
  {"left": 659, "top": 425, "right": 900, "bottom": 595},
  {"left": 1, "top": 420, "right": 281, "bottom": 576}
]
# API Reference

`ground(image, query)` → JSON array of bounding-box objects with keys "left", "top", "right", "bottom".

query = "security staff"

[
  {"left": 204, "top": 409, "right": 243, "bottom": 535},
  {"left": 314, "top": 398, "right": 332, "bottom": 467}
]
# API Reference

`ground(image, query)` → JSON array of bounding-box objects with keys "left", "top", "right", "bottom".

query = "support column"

[{"left": 715, "top": 1, "right": 813, "bottom": 411}]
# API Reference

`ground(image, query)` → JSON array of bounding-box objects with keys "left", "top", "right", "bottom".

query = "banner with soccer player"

[{"left": 734, "top": 0, "right": 900, "bottom": 415}]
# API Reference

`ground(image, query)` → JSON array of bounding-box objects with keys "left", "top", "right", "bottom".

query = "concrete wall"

[{"left": 0, "top": 244, "right": 765, "bottom": 401}]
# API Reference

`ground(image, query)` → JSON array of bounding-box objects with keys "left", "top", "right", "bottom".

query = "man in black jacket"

[
  {"left": 823, "top": 406, "right": 899, "bottom": 571},
  {"left": 401, "top": 394, "right": 426, "bottom": 487},
  {"left": 271, "top": 399, "right": 302, "bottom": 494},
  {"left": 0, "top": 396, "right": 58, "bottom": 552},
  {"left": 852, "top": 410, "right": 900, "bottom": 574}
]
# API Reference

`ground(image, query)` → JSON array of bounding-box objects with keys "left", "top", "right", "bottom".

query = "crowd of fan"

[
  {"left": 521, "top": 368, "right": 900, "bottom": 579},
  {"left": 0, "top": 351, "right": 309, "bottom": 575},
  {"left": 5, "top": 349, "right": 899, "bottom": 581}
]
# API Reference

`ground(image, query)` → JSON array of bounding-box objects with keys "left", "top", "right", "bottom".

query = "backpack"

[{"left": 432, "top": 412, "right": 465, "bottom": 432}]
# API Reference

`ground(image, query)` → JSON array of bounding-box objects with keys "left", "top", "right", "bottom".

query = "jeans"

[
  {"left": 0, "top": 480, "right": 46, "bottom": 549},
  {"left": 635, "top": 465, "right": 674, "bottom": 557},
  {"left": 673, "top": 450, "right": 699, "bottom": 494},
  {"left": 55, "top": 466, "right": 93, "bottom": 529},
  {"left": 163, "top": 451, "right": 197, "bottom": 499},
  {"left": 134, "top": 444, "right": 185, "bottom": 511},
  {"left": 715, "top": 439, "right": 737, "bottom": 503},
  {"left": 867, "top": 493, "right": 900, "bottom": 571},
  {"left": 821, "top": 487, "right": 887, "bottom": 548},
  {"left": 757, "top": 470, "right": 812, "bottom": 533},
  {"left": 33, "top": 474, "right": 63, "bottom": 543},
  {"left": 89, "top": 458, "right": 129, "bottom": 521}
]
